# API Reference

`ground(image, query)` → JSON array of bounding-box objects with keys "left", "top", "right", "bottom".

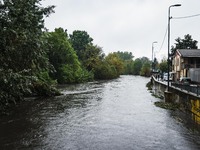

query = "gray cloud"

[{"left": 42, "top": 0, "right": 200, "bottom": 60}]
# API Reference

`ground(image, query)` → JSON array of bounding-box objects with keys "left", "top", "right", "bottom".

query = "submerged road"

[{"left": 0, "top": 75, "right": 200, "bottom": 150}]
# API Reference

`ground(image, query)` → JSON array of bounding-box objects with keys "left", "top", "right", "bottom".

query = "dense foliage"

[
  {"left": 0, "top": 0, "right": 153, "bottom": 113},
  {"left": 0, "top": 0, "right": 55, "bottom": 72},
  {"left": 0, "top": 0, "right": 57, "bottom": 111},
  {"left": 171, "top": 34, "right": 198, "bottom": 55},
  {"left": 42, "top": 28, "right": 93, "bottom": 83},
  {"left": 158, "top": 57, "right": 168, "bottom": 74},
  {"left": 113, "top": 51, "right": 152, "bottom": 76},
  {"left": 115, "top": 51, "right": 134, "bottom": 60},
  {"left": 69, "top": 30, "right": 93, "bottom": 62}
]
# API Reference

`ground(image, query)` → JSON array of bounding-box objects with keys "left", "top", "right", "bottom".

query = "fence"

[{"left": 171, "top": 82, "right": 200, "bottom": 96}]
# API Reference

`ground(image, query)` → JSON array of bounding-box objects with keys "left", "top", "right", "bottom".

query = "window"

[{"left": 189, "top": 58, "right": 194, "bottom": 64}]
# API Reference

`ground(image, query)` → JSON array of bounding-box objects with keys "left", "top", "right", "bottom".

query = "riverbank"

[{"left": 151, "top": 76, "right": 200, "bottom": 132}]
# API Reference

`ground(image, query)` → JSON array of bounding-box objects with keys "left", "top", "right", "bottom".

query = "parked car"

[
  {"left": 163, "top": 73, "right": 168, "bottom": 81},
  {"left": 179, "top": 77, "right": 191, "bottom": 85},
  {"left": 163, "top": 72, "right": 173, "bottom": 81}
]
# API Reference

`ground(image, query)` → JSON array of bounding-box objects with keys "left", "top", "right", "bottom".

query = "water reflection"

[{"left": 0, "top": 76, "right": 200, "bottom": 150}]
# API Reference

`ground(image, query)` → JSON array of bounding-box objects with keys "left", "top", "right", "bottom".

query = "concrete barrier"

[{"left": 152, "top": 76, "right": 200, "bottom": 125}]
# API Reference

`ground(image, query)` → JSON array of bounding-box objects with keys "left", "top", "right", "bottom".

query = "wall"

[
  {"left": 152, "top": 76, "right": 200, "bottom": 125},
  {"left": 189, "top": 68, "right": 200, "bottom": 83}
]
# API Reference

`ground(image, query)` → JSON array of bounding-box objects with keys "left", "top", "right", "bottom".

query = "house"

[{"left": 172, "top": 49, "right": 200, "bottom": 83}]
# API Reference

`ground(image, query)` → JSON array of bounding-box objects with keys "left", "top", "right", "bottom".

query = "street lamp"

[
  {"left": 167, "top": 4, "right": 181, "bottom": 91},
  {"left": 152, "top": 41, "right": 157, "bottom": 72}
]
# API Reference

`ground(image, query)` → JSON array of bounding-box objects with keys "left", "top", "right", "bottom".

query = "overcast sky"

[{"left": 42, "top": 0, "right": 200, "bottom": 61}]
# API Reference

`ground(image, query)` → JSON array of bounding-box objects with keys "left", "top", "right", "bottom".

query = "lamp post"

[
  {"left": 167, "top": 4, "right": 181, "bottom": 91},
  {"left": 152, "top": 41, "right": 157, "bottom": 72}
]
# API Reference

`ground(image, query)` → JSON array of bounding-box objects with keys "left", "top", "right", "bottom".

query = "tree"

[
  {"left": 132, "top": 58, "right": 143, "bottom": 75},
  {"left": 43, "top": 28, "right": 93, "bottom": 83},
  {"left": 158, "top": 57, "right": 168, "bottom": 73},
  {"left": 94, "top": 61, "right": 118, "bottom": 79},
  {"left": 69, "top": 30, "right": 93, "bottom": 61},
  {"left": 0, "top": 0, "right": 57, "bottom": 108},
  {"left": 123, "top": 60, "right": 134, "bottom": 74},
  {"left": 0, "top": 0, "right": 55, "bottom": 72},
  {"left": 82, "top": 45, "right": 104, "bottom": 71},
  {"left": 110, "top": 51, "right": 134, "bottom": 75},
  {"left": 140, "top": 57, "right": 151, "bottom": 64},
  {"left": 105, "top": 53, "right": 124, "bottom": 76},
  {"left": 140, "top": 62, "right": 151, "bottom": 77},
  {"left": 171, "top": 34, "right": 198, "bottom": 55},
  {"left": 115, "top": 51, "right": 134, "bottom": 60},
  {"left": 152, "top": 57, "right": 159, "bottom": 71}
]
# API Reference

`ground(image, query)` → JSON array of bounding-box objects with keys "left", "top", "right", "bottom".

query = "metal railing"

[{"left": 171, "top": 82, "right": 200, "bottom": 96}]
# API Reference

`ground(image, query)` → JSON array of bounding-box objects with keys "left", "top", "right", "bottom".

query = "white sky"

[{"left": 42, "top": 0, "right": 200, "bottom": 61}]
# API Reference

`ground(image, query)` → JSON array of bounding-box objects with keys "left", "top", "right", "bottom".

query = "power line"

[
  {"left": 157, "top": 13, "right": 200, "bottom": 53},
  {"left": 157, "top": 26, "right": 168, "bottom": 53},
  {"left": 172, "top": 13, "right": 200, "bottom": 19}
]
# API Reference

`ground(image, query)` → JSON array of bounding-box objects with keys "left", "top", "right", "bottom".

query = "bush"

[
  {"left": 0, "top": 69, "right": 61, "bottom": 113},
  {"left": 94, "top": 62, "right": 119, "bottom": 80},
  {"left": 0, "top": 69, "right": 32, "bottom": 111},
  {"left": 75, "top": 68, "right": 94, "bottom": 83},
  {"left": 56, "top": 65, "right": 94, "bottom": 84}
]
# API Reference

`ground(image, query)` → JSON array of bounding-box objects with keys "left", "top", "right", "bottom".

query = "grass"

[
  {"left": 154, "top": 101, "right": 180, "bottom": 111},
  {"left": 146, "top": 81, "right": 152, "bottom": 90}
]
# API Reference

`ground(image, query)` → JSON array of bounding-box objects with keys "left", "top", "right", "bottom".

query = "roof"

[{"left": 177, "top": 49, "right": 200, "bottom": 58}]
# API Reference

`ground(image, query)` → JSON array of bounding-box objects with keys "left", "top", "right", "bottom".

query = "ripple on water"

[{"left": 0, "top": 76, "right": 200, "bottom": 150}]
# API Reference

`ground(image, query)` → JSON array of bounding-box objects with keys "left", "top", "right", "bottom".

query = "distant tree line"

[{"left": 42, "top": 28, "right": 153, "bottom": 81}]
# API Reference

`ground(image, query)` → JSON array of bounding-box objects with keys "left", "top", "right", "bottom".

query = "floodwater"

[{"left": 0, "top": 75, "right": 200, "bottom": 150}]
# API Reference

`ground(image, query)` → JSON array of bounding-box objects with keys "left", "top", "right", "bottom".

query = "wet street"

[{"left": 0, "top": 75, "right": 200, "bottom": 150}]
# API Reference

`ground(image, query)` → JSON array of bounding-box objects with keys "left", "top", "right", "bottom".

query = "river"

[{"left": 0, "top": 75, "right": 200, "bottom": 150}]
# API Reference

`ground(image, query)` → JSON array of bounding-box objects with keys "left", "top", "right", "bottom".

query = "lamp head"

[{"left": 172, "top": 4, "right": 181, "bottom": 7}]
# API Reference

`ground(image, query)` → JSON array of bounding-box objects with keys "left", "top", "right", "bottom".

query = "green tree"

[
  {"left": 114, "top": 51, "right": 134, "bottom": 75},
  {"left": 0, "top": 0, "right": 55, "bottom": 72},
  {"left": 0, "top": 0, "right": 58, "bottom": 109},
  {"left": 43, "top": 28, "right": 93, "bottom": 83},
  {"left": 132, "top": 57, "right": 151, "bottom": 77},
  {"left": 171, "top": 34, "right": 198, "bottom": 55},
  {"left": 82, "top": 45, "right": 104, "bottom": 71},
  {"left": 94, "top": 52, "right": 124, "bottom": 80},
  {"left": 140, "top": 57, "right": 151, "bottom": 76},
  {"left": 69, "top": 30, "right": 93, "bottom": 61},
  {"left": 158, "top": 57, "right": 168, "bottom": 74},
  {"left": 140, "top": 57, "right": 151, "bottom": 64},
  {"left": 152, "top": 57, "right": 159, "bottom": 71},
  {"left": 123, "top": 60, "right": 135, "bottom": 74},
  {"left": 140, "top": 62, "right": 151, "bottom": 77},
  {"left": 115, "top": 51, "right": 134, "bottom": 60},
  {"left": 132, "top": 58, "right": 143, "bottom": 75},
  {"left": 105, "top": 53, "right": 124, "bottom": 76},
  {"left": 94, "top": 61, "right": 118, "bottom": 79}
]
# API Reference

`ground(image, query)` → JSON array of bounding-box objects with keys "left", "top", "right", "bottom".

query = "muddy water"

[{"left": 0, "top": 75, "right": 200, "bottom": 150}]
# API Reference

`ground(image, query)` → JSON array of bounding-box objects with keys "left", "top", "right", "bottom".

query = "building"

[{"left": 172, "top": 49, "right": 200, "bottom": 83}]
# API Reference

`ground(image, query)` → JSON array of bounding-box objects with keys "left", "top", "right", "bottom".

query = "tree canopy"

[
  {"left": 158, "top": 57, "right": 168, "bottom": 73},
  {"left": 69, "top": 30, "right": 93, "bottom": 61},
  {"left": 0, "top": 0, "right": 57, "bottom": 110},
  {"left": 171, "top": 34, "right": 198, "bottom": 55},
  {"left": 0, "top": 0, "right": 55, "bottom": 72},
  {"left": 115, "top": 51, "right": 134, "bottom": 61}
]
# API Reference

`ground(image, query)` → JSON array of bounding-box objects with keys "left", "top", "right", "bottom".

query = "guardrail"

[{"left": 171, "top": 82, "right": 200, "bottom": 96}]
